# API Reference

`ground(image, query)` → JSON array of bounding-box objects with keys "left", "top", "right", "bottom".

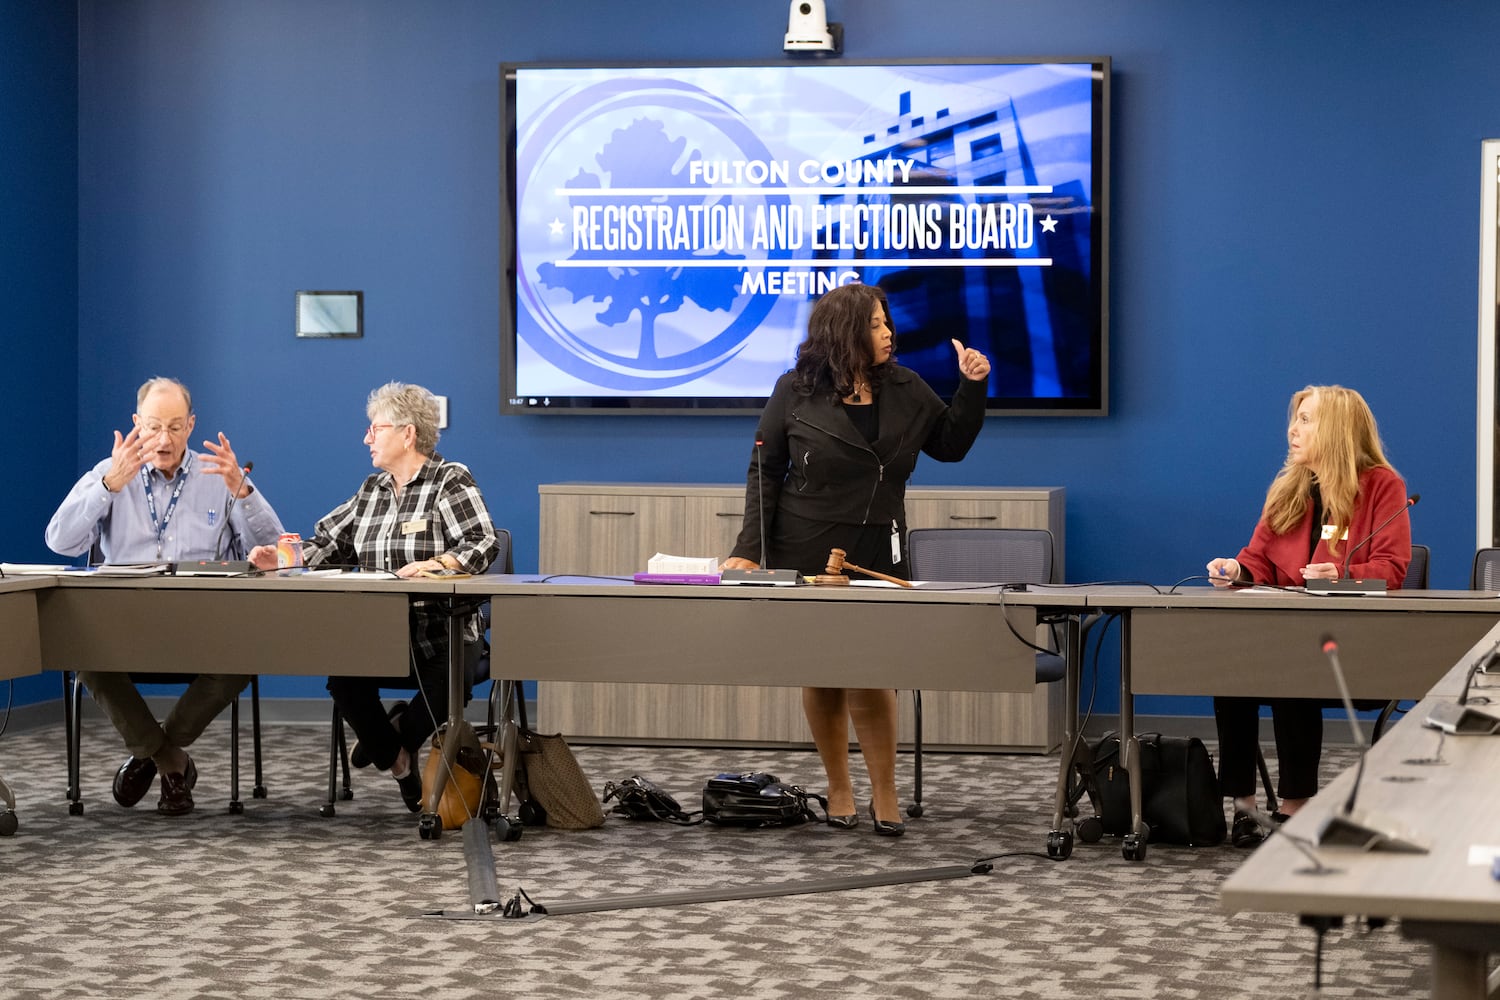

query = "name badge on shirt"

[
  {"left": 401, "top": 518, "right": 428, "bottom": 535},
  {"left": 1320, "top": 524, "right": 1348, "bottom": 541}
]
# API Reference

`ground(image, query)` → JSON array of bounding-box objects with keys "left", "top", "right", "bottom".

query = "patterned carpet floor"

[{"left": 0, "top": 717, "right": 1440, "bottom": 999}]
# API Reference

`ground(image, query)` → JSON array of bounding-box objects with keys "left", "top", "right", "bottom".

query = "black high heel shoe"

[
  {"left": 868, "top": 802, "right": 905, "bottom": 837},
  {"left": 827, "top": 813, "right": 859, "bottom": 830}
]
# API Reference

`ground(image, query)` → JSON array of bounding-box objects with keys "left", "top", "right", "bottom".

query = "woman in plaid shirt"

[{"left": 251, "top": 382, "right": 500, "bottom": 811}]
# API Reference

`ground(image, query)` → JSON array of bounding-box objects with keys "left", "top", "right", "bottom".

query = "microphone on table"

[
  {"left": 1423, "top": 639, "right": 1500, "bottom": 735},
  {"left": 720, "top": 438, "right": 800, "bottom": 586},
  {"left": 177, "top": 461, "right": 254, "bottom": 576},
  {"left": 1305, "top": 495, "right": 1417, "bottom": 595},
  {"left": 1310, "top": 634, "right": 1429, "bottom": 853}
]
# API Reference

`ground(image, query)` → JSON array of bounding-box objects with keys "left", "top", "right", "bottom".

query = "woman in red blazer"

[{"left": 1205, "top": 385, "right": 1411, "bottom": 847}]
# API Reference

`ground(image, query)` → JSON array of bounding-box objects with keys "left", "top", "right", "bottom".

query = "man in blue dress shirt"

[{"left": 45, "top": 377, "right": 285, "bottom": 815}]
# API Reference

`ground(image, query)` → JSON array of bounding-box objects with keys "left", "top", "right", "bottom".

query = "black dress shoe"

[
  {"left": 350, "top": 700, "right": 409, "bottom": 769},
  {"left": 1230, "top": 810, "right": 1265, "bottom": 848},
  {"left": 393, "top": 751, "right": 423, "bottom": 813},
  {"left": 868, "top": 802, "right": 905, "bottom": 838},
  {"left": 157, "top": 765, "right": 196, "bottom": 816},
  {"left": 112, "top": 756, "right": 158, "bottom": 808},
  {"left": 827, "top": 813, "right": 859, "bottom": 830}
]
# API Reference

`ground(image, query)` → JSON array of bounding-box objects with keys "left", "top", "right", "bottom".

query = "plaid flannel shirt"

[{"left": 303, "top": 454, "right": 499, "bottom": 662}]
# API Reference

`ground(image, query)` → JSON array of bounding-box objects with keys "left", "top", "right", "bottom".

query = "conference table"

[
  {"left": 0, "top": 576, "right": 49, "bottom": 681},
  {"left": 0, "top": 577, "right": 49, "bottom": 835},
  {"left": 1220, "top": 620, "right": 1500, "bottom": 999},
  {"left": 1068, "top": 585, "right": 1500, "bottom": 861},
  {"left": 458, "top": 574, "right": 1092, "bottom": 848},
  {"left": 7, "top": 570, "right": 452, "bottom": 817}
]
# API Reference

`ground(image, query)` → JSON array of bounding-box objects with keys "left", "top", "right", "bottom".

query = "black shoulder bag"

[
  {"left": 700, "top": 772, "right": 828, "bottom": 828},
  {"left": 601, "top": 774, "right": 702, "bottom": 825},
  {"left": 1087, "top": 731, "right": 1226, "bottom": 847}
]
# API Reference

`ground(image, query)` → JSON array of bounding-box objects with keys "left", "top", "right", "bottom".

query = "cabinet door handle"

[
  {"left": 588, "top": 510, "right": 637, "bottom": 516},
  {"left": 715, "top": 512, "right": 742, "bottom": 518},
  {"left": 948, "top": 514, "right": 998, "bottom": 521}
]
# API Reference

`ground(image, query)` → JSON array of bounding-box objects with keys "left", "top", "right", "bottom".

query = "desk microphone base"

[
  {"left": 719, "top": 569, "right": 801, "bottom": 586},
  {"left": 1424, "top": 701, "right": 1500, "bottom": 735},
  {"left": 1304, "top": 579, "right": 1388, "bottom": 596},
  {"left": 1315, "top": 809, "right": 1430, "bottom": 854}
]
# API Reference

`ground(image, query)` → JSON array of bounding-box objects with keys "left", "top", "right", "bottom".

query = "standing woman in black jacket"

[{"left": 724, "top": 282, "right": 990, "bottom": 836}]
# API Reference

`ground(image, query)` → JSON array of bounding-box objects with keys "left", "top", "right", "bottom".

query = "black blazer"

[{"left": 731, "top": 365, "right": 986, "bottom": 564}]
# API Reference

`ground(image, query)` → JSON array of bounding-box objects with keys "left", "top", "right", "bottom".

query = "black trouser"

[
  {"left": 1213, "top": 696, "right": 1323, "bottom": 802},
  {"left": 327, "top": 638, "right": 481, "bottom": 771}
]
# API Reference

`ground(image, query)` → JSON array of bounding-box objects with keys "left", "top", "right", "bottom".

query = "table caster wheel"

[
  {"left": 906, "top": 803, "right": 924, "bottom": 818},
  {"left": 339, "top": 788, "right": 354, "bottom": 801},
  {"left": 494, "top": 815, "right": 524, "bottom": 842},
  {"left": 419, "top": 814, "right": 442, "bottom": 840},
  {"left": 0, "top": 811, "right": 17, "bottom": 836},
  {"left": 1046, "top": 829, "right": 1073, "bottom": 860},
  {"left": 253, "top": 786, "right": 268, "bottom": 800},
  {"left": 68, "top": 801, "right": 84, "bottom": 816},
  {"left": 1122, "top": 832, "right": 1148, "bottom": 862},
  {"left": 1076, "top": 816, "right": 1104, "bottom": 843},
  {"left": 318, "top": 803, "right": 337, "bottom": 818},
  {"left": 228, "top": 801, "right": 244, "bottom": 815},
  {"left": 518, "top": 800, "right": 546, "bottom": 826}
]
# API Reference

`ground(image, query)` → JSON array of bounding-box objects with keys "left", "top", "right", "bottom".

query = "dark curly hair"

[{"left": 791, "top": 282, "right": 894, "bottom": 398}]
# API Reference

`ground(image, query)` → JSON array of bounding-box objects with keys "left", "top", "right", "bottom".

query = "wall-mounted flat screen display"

[{"left": 501, "top": 58, "right": 1109, "bottom": 415}]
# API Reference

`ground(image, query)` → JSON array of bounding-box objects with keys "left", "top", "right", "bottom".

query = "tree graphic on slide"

[{"left": 537, "top": 118, "right": 744, "bottom": 364}]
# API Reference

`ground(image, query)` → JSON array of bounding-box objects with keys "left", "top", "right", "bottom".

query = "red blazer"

[{"left": 1236, "top": 466, "right": 1411, "bottom": 588}]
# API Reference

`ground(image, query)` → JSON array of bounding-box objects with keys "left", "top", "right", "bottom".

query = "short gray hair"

[
  {"left": 367, "top": 381, "right": 440, "bottom": 454},
  {"left": 137, "top": 377, "right": 192, "bottom": 413}
]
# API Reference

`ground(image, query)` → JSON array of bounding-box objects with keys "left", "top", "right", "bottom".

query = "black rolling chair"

[
  {"left": 64, "top": 547, "right": 264, "bottom": 816},
  {"left": 66, "top": 675, "right": 264, "bottom": 814},
  {"left": 322, "top": 528, "right": 512, "bottom": 817},
  {"left": 1365, "top": 543, "right": 1430, "bottom": 742},
  {"left": 906, "top": 527, "right": 1077, "bottom": 817},
  {"left": 1471, "top": 547, "right": 1500, "bottom": 590}
]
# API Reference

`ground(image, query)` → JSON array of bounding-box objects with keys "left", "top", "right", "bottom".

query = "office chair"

[
  {"left": 1365, "top": 543, "right": 1429, "bottom": 742},
  {"left": 322, "top": 528, "right": 512, "bottom": 818},
  {"left": 1471, "top": 546, "right": 1500, "bottom": 590},
  {"left": 64, "top": 546, "right": 264, "bottom": 816},
  {"left": 906, "top": 527, "right": 1075, "bottom": 818}
]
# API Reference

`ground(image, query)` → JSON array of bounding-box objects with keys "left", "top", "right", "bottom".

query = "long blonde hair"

[{"left": 1262, "top": 385, "right": 1394, "bottom": 557}]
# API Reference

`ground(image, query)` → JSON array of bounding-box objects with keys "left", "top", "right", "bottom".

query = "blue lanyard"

[{"left": 141, "top": 461, "right": 189, "bottom": 559}]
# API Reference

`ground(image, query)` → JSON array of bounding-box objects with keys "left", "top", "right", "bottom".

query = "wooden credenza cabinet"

[{"left": 536, "top": 483, "right": 1066, "bottom": 751}]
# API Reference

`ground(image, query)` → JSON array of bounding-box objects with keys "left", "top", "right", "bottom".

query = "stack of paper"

[{"left": 646, "top": 553, "right": 720, "bottom": 574}]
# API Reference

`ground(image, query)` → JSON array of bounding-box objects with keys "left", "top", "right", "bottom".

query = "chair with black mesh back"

[
  {"left": 1471, "top": 547, "right": 1500, "bottom": 590},
  {"left": 905, "top": 527, "right": 1074, "bottom": 818},
  {"left": 321, "top": 528, "right": 512, "bottom": 817},
  {"left": 1365, "top": 543, "right": 1430, "bottom": 741}
]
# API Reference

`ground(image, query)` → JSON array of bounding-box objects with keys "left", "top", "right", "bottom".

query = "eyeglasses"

[
  {"left": 138, "top": 419, "right": 190, "bottom": 437},
  {"left": 365, "top": 423, "right": 397, "bottom": 438}
]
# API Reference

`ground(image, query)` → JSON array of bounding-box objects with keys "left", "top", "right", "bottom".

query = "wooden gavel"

[{"left": 824, "top": 548, "right": 913, "bottom": 588}]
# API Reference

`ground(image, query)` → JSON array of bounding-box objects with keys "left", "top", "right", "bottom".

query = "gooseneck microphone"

[
  {"left": 213, "top": 460, "right": 253, "bottom": 560},
  {"left": 1305, "top": 494, "right": 1418, "bottom": 595},
  {"left": 1310, "top": 633, "right": 1429, "bottom": 852},
  {"left": 1423, "top": 639, "right": 1500, "bottom": 734},
  {"left": 756, "top": 439, "right": 769, "bottom": 570},
  {"left": 720, "top": 437, "right": 799, "bottom": 586}
]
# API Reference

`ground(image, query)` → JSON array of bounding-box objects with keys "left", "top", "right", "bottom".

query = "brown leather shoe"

[
  {"left": 157, "top": 757, "right": 196, "bottom": 816},
  {"left": 112, "top": 756, "right": 158, "bottom": 808}
]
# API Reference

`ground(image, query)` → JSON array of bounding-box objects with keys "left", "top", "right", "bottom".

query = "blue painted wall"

[
  {"left": 2, "top": 1, "right": 77, "bottom": 706},
  {"left": 25, "top": 1, "right": 1500, "bottom": 712}
]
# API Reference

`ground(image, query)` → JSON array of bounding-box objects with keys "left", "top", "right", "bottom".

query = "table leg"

[
  {"left": 1047, "top": 613, "right": 1082, "bottom": 858},
  {"left": 1118, "top": 612, "right": 1150, "bottom": 860}
]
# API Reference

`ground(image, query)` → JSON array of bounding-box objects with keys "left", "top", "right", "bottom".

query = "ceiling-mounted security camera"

[{"left": 784, "top": 0, "right": 843, "bottom": 55}]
